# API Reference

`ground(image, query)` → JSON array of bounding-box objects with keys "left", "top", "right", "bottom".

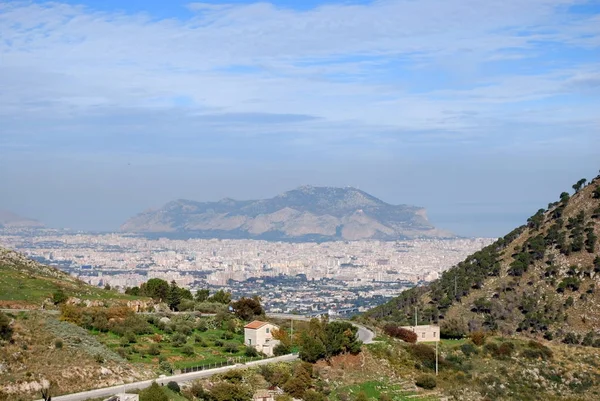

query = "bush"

[
  {"left": 54, "top": 339, "right": 63, "bottom": 349},
  {"left": 496, "top": 342, "right": 515, "bottom": 358},
  {"left": 304, "top": 389, "right": 326, "bottom": 401},
  {"left": 139, "top": 382, "right": 168, "bottom": 401},
  {"left": 245, "top": 345, "right": 259, "bottom": 357},
  {"left": 166, "top": 381, "right": 180, "bottom": 393},
  {"left": 53, "top": 289, "right": 68, "bottom": 305},
  {"left": 483, "top": 342, "right": 498, "bottom": 356},
  {"left": 274, "top": 343, "right": 291, "bottom": 356},
  {"left": 182, "top": 345, "right": 195, "bottom": 356},
  {"left": 415, "top": 374, "right": 437, "bottom": 389},
  {"left": 221, "top": 331, "right": 234, "bottom": 340},
  {"left": 383, "top": 324, "right": 418, "bottom": 343},
  {"left": 469, "top": 331, "right": 486, "bottom": 346},
  {"left": 223, "top": 342, "right": 239, "bottom": 353},
  {"left": 521, "top": 341, "right": 553, "bottom": 360},
  {"left": 562, "top": 332, "right": 581, "bottom": 345},
  {"left": 148, "top": 344, "right": 161, "bottom": 356},
  {"left": 0, "top": 313, "right": 13, "bottom": 341},
  {"left": 159, "top": 361, "right": 173, "bottom": 374},
  {"left": 410, "top": 344, "right": 436, "bottom": 370},
  {"left": 171, "top": 333, "right": 187, "bottom": 347},
  {"left": 214, "top": 339, "right": 224, "bottom": 347},
  {"left": 460, "top": 343, "right": 478, "bottom": 356}
]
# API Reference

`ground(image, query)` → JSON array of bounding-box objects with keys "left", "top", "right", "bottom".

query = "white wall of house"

[
  {"left": 244, "top": 323, "right": 280, "bottom": 356},
  {"left": 401, "top": 325, "right": 440, "bottom": 342}
]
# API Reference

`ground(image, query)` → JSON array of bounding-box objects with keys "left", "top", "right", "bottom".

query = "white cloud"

[{"left": 0, "top": 0, "right": 598, "bottom": 151}]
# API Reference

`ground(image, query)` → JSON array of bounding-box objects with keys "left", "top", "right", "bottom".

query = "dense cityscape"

[{"left": 0, "top": 228, "right": 492, "bottom": 315}]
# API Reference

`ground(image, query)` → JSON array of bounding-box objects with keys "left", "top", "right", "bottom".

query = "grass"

[
  {"left": 0, "top": 264, "right": 145, "bottom": 307},
  {"left": 91, "top": 318, "right": 255, "bottom": 370},
  {"left": 330, "top": 380, "right": 438, "bottom": 401}
]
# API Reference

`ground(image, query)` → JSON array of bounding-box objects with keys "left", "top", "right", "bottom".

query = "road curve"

[
  {"left": 266, "top": 313, "right": 376, "bottom": 344},
  {"left": 33, "top": 354, "right": 298, "bottom": 401}
]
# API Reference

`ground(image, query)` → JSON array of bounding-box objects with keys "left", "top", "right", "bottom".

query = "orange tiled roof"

[{"left": 244, "top": 320, "right": 269, "bottom": 329}]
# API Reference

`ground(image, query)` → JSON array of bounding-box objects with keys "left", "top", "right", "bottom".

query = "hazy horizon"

[{"left": 1, "top": 0, "right": 599, "bottom": 238}]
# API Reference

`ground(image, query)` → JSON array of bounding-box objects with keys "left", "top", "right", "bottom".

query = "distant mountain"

[
  {"left": 364, "top": 172, "right": 600, "bottom": 343},
  {"left": 0, "top": 210, "right": 44, "bottom": 229},
  {"left": 121, "top": 186, "right": 454, "bottom": 241}
]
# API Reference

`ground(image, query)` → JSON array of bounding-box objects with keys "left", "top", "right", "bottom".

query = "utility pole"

[
  {"left": 290, "top": 319, "right": 294, "bottom": 346},
  {"left": 454, "top": 275, "right": 457, "bottom": 297},
  {"left": 435, "top": 341, "right": 439, "bottom": 376},
  {"left": 414, "top": 306, "right": 418, "bottom": 327}
]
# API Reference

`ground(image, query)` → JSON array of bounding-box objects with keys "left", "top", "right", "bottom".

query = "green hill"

[
  {"left": 365, "top": 172, "right": 600, "bottom": 344},
  {"left": 0, "top": 247, "right": 141, "bottom": 308}
]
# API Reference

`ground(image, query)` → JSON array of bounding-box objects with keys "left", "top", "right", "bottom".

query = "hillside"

[
  {"left": 121, "top": 186, "right": 454, "bottom": 241},
  {"left": 0, "top": 247, "right": 143, "bottom": 309},
  {"left": 0, "top": 210, "right": 44, "bottom": 229},
  {"left": 365, "top": 173, "right": 600, "bottom": 343}
]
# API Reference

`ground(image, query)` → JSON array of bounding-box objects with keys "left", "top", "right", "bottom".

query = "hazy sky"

[{"left": 1, "top": 0, "right": 599, "bottom": 237}]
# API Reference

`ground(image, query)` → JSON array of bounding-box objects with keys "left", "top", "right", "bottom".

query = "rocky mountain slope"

[
  {"left": 364, "top": 172, "right": 600, "bottom": 344},
  {"left": 0, "top": 210, "right": 43, "bottom": 229},
  {"left": 121, "top": 186, "right": 453, "bottom": 241}
]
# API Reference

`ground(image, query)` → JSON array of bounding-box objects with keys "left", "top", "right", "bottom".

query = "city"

[{"left": 0, "top": 228, "right": 493, "bottom": 315}]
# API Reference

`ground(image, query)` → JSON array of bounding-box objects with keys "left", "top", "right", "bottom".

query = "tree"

[
  {"left": 52, "top": 289, "right": 68, "bottom": 305},
  {"left": 593, "top": 186, "right": 600, "bottom": 199},
  {"left": 195, "top": 288, "right": 210, "bottom": 302},
  {"left": 298, "top": 332, "right": 326, "bottom": 362},
  {"left": 168, "top": 281, "right": 182, "bottom": 311},
  {"left": 139, "top": 382, "right": 168, "bottom": 401},
  {"left": 208, "top": 289, "right": 232, "bottom": 304},
  {"left": 166, "top": 381, "right": 181, "bottom": 393},
  {"left": 231, "top": 297, "right": 264, "bottom": 320},
  {"left": 560, "top": 192, "right": 570, "bottom": 203},
  {"left": 573, "top": 178, "right": 587, "bottom": 193},
  {"left": 125, "top": 286, "right": 140, "bottom": 296},
  {"left": 208, "top": 382, "right": 252, "bottom": 401},
  {"left": 141, "top": 279, "right": 169, "bottom": 302},
  {"left": 0, "top": 312, "right": 13, "bottom": 341}
]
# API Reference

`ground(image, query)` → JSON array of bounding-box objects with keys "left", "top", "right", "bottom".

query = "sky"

[{"left": 0, "top": 0, "right": 599, "bottom": 237}]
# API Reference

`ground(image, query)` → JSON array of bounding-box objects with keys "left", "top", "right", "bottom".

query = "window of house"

[
  {"left": 248, "top": 339, "right": 251, "bottom": 345},
  {"left": 433, "top": 332, "right": 436, "bottom": 337},
  {"left": 266, "top": 328, "right": 270, "bottom": 333},
  {"left": 422, "top": 332, "right": 425, "bottom": 338}
]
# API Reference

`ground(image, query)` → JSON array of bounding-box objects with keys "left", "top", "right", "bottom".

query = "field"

[{"left": 90, "top": 314, "right": 263, "bottom": 371}]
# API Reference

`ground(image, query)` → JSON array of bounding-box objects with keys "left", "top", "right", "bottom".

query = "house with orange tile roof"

[{"left": 244, "top": 320, "right": 280, "bottom": 356}]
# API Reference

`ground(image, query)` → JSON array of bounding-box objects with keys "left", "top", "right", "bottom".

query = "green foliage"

[
  {"left": 244, "top": 345, "right": 259, "bottom": 357},
  {"left": 171, "top": 332, "right": 187, "bottom": 347},
  {"left": 140, "top": 278, "right": 170, "bottom": 302},
  {"left": 562, "top": 332, "right": 581, "bottom": 345},
  {"left": 303, "top": 389, "right": 326, "bottom": 401},
  {"left": 207, "top": 381, "right": 252, "bottom": 401},
  {"left": 167, "top": 381, "right": 181, "bottom": 393},
  {"left": 139, "top": 382, "right": 168, "bottom": 401},
  {"left": 231, "top": 296, "right": 264, "bottom": 320},
  {"left": 273, "top": 343, "right": 290, "bottom": 356},
  {"left": 573, "top": 178, "right": 586, "bottom": 193},
  {"left": 125, "top": 286, "right": 140, "bottom": 296},
  {"left": 195, "top": 288, "right": 210, "bottom": 302},
  {"left": 0, "top": 312, "right": 13, "bottom": 341},
  {"left": 159, "top": 361, "right": 173, "bottom": 374},
  {"left": 223, "top": 342, "right": 239, "bottom": 353},
  {"left": 557, "top": 277, "right": 581, "bottom": 293},
  {"left": 298, "top": 318, "right": 361, "bottom": 362},
  {"left": 182, "top": 344, "right": 195, "bottom": 356},
  {"left": 409, "top": 343, "right": 437, "bottom": 370},
  {"left": 208, "top": 289, "right": 232, "bottom": 304},
  {"left": 415, "top": 374, "right": 437, "bottom": 389},
  {"left": 460, "top": 343, "right": 478, "bottom": 356},
  {"left": 52, "top": 289, "right": 68, "bottom": 305}
]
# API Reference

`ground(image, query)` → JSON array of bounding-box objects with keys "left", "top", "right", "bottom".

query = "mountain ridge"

[
  {"left": 364, "top": 172, "right": 600, "bottom": 344},
  {"left": 121, "top": 186, "right": 454, "bottom": 241},
  {"left": 0, "top": 210, "right": 44, "bottom": 229}
]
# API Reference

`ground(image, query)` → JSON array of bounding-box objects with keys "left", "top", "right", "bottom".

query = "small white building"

[
  {"left": 244, "top": 320, "right": 280, "bottom": 356},
  {"left": 401, "top": 325, "right": 440, "bottom": 343}
]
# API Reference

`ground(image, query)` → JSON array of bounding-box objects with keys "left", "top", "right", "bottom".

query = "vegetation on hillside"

[{"left": 364, "top": 172, "right": 600, "bottom": 344}]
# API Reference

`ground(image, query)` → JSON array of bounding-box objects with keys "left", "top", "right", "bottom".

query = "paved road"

[
  {"left": 33, "top": 354, "right": 298, "bottom": 401},
  {"left": 267, "top": 313, "right": 376, "bottom": 344}
]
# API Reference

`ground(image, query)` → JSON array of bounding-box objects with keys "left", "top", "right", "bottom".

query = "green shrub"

[
  {"left": 410, "top": 343, "right": 437, "bottom": 370},
  {"left": 166, "top": 381, "right": 181, "bottom": 393},
  {"left": 223, "top": 342, "right": 239, "bottom": 353},
  {"left": 245, "top": 345, "right": 259, "bottom": 357},
  {"left": 415, "top": 374, "right": 437, "bottom": 389},
  {"left": 274, "top": 343, "right": 291, "bottom": 356},
  {"left": 460, "top": 343, "right": 478, "bottom": 356},
  {"left": 483, "top": 342, "right": 498, "bottom": 356},
  {"left": 54, "top": 339, "right": 63, "bottom": 349},
  {"left": 496, "top": 342, "right": 515, "bottom": 358},
  {"left": 159, "top": 361, "right": 173, "bottom": 374},
  {"left": 148, "top": 344, "right": 160, "bottom": 356},
  {"left": 0, "top": 313, "right": 13, "bottom": 341},
  {"left": 562, "top": 333, "right": 580, "bottom": 345},
  {"left": 182, "top": 345, "right": 195, "bottom": 356},
  {"left": 221, "top": 331, "right": 234, "bottom": 340},
  {"left": 214, "top": 339, "right": 224, "bottom": 347},
  {"left": 139, "top": 382, "right": 168, "bottom": 401},
  {"left": 171, "top": 333, "right": 187, "bottom": 347}
]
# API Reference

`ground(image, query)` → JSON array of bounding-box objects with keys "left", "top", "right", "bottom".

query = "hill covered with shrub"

[{"left": 364, "top": 172, "right": 600, "bottom": 345}]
